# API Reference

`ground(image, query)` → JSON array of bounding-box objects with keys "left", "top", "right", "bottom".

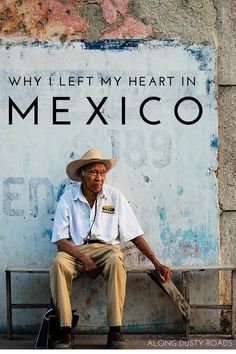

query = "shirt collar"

[{"left": 72, "top": 183, "right": 108, "bottom": 201}]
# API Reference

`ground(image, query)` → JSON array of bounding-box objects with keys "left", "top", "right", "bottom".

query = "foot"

[
  {"left": 54, "top": 333, "right": 73, "bottom": 349},
  {"left": 107, "top": 332, "right": 128, "bottom": 349}
]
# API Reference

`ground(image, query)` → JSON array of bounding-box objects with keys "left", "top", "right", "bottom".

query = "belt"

[{"left": 82, "top": 239, "right": 105, "bottom": 245}]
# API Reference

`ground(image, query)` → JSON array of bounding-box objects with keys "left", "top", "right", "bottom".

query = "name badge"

[{"left": 102, "top": 205, "right": 115, "bottom": 214}]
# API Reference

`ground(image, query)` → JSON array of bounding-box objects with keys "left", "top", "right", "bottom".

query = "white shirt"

[{"left": 51, "top": 183, "right": 144, "bottom": 245}]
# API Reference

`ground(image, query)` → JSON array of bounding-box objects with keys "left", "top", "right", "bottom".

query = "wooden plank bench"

[{"left": 5, "top": 264, "right": 236, "bottom": 340}]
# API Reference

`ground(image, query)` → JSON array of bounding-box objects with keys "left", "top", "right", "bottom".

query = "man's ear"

[{"left": 77, "top": 168, "right": 84, "bottom": 180}]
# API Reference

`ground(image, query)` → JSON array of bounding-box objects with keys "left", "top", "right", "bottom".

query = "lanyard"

[{"left": 85, "top": 196, "right": 98, "bottom": 241}]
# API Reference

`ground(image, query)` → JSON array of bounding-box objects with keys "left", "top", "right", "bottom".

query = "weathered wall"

[
  {"left": 0, "top": 0, "right": 216, "bottom": 43},
  {"left": 216, "top": 0, "right": 236, "bottom": 331},
  {"left": 0, "top": 0, "right": 235, "bottom": 335}
]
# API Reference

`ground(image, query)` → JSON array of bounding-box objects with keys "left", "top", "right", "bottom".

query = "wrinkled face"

[{"left": 80, "top": 162, "right": 107, "bottom": 194}]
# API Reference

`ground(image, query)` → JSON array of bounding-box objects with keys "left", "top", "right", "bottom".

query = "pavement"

[{"left": 0, "top": 333, "right": 235, "bottom": 350}]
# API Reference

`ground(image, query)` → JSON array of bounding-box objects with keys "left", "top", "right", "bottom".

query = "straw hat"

[{"left": 66, "top": 148, "right": 117, "bottom": 181}]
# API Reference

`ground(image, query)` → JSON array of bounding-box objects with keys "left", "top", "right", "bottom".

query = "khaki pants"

[{"left": 50, "top": 243, "right": 127, "bottom": 328}]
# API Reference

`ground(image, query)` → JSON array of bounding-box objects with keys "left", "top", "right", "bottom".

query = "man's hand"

[
  {"left": 154, "top": 263, "right": 172, "bottom": 283},
  {"left": 131, "top": 235, "right": 172, "bottom": 283},
  {"left": 56, "top": 239, "right": 99, "bottom": 279},
  {"left": 80, "top": 254, "right": 98, "bottom": 279}
]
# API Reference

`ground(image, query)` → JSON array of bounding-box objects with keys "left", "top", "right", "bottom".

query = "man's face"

[{"left": 81, "top": 162, "right": 107, "bottom": 194}]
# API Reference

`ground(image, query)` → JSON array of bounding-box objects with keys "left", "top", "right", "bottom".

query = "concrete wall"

[{"left": 0, "top": 0, "right": 235, "bottom": 335}]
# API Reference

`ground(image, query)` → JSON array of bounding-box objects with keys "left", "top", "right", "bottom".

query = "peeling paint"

[
  {"left": 0, "top": 0, "right": 154, "bottom": 42},
  {"left": 206, "top": 78, "right": 214, "bottom": 94},
  {"left": 210, "top": 134, "right": 219, "bottom": 149},
  {"left": 160, "top": 226, "right": 219, "bottom": 266},
  {"left": 158, "top": 207, "right": 166, "bottom": 221},
  {"left": 186, "top": 45, "right": 215, "bottom": 71},
  {"left": 0, "top": 0, "right": 88, "bottom": 41},
  {"left": 42, "top": 229, "right": 52, "bottom": 239},
  {"left": 123, "top": 243, "right": 148, "bottom": 266},
  {"left": 56, "top": 179, "right": 74, "bottom": 202},
  {"left": 81, "top": 38, "right": 141, "bottom": 51},
  {"left": 177, "top": 186, "right": 184, "bottom": 197},
  {"left": 101, "top": 15, "right": 154, "bottom": 40},
  {"left": 100, "top": 0, "right": 129, "bottom": 24}
]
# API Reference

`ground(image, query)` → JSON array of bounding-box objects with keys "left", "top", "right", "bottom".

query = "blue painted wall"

[{"left": 0, "top": 40, "right": 219, "bottom": 332}]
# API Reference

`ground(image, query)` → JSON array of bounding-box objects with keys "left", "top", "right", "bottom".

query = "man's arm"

[
  {"left": 56, "top": 239, "right": 98, "bottom": 279},
  {"left": 131, "top": 235, "right": 171, "bottom": 282}
]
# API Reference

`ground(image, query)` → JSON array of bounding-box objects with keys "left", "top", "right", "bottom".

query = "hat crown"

[{"left": 81, "top": 149, "right": 103, "bottom": 160}]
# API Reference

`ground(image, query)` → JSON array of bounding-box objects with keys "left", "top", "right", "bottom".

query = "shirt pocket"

[{"left": 99, "top": 207, "right": 119, "bottom": 238}]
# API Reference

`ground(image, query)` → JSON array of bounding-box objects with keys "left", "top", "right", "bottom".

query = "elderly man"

[{"left": 50, "top": 148, "right": 171, "bottom": 349}]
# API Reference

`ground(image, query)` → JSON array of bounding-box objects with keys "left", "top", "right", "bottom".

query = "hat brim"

[{"left": 66, "top": 157, "right": 117, "bottom": 181}]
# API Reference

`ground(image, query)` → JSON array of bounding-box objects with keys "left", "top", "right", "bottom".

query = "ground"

[{"left": 0, "top": 333, "right": 235, "bottom": 350}]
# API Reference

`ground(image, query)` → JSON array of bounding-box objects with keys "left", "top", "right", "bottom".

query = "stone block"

[
  {"left": 219, "top": 211, "right": 236, "bottom": 308},
  {"left": 220, "top": 211, "right": 236, "bottom": 266},
  {"left": 218, "top": 86, "right": 236, "bottom": 210},
  {"left": 216, "top": 0, "right": 236, "bottom": 84}
]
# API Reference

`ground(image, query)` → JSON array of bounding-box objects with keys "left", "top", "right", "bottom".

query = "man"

[{"left": 50, "top": 148, "right": 171, "bottom": 349}]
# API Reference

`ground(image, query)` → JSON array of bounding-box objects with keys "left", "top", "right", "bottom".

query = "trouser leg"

[
  {"left": 50, "top": 244, "right": 127, "bottom": 328},
  {"left": 100, "top": 246, "right": 127, "bottom": 326},
  {"left": 50, "top": 252, "right": 81, "bottom": 328},
  {"left": 78, "top": 244, "right": 127, "bottom": 326}
]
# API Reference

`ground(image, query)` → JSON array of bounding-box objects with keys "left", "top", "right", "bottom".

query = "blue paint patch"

[
  {"left": 43, "top": 229, "right": 52, "bottom": 239},
  {"left": 186, "top": 46, "right": 213, "bottom": 71},
  {"left": 160, "top": 226, "right": 219, "bottom": 266},
  {"left": 109, "top": 130, "right": 119, "bottom": 156},
  {"left": 10, "top": 39, "right": 141, "bottom": 51},
  {"left": 206, "top": 79, "right": 213, "bottom": 94},
  {"left": 158, "top": 207, "right": 166, "bottom": 221},
  {"left": 14, "top": 40, "right": 53, "bottom": 49},
  {"left": 177, "top": 186, "right": 184, "bottom": 197},
  {"left": 210, "top": 134, "right": 219, "bottom": 149},
  {"left": 161, "top": 39, "right": 176, "bottom": 46},
  {"left": 80, "top": 39, "right": 141, "bottom": 51},
  {"left": 56, "top": 179, "right": 74, "bottom": 202},
  {"left": 56, "top": 184, "right": 66, "bottom": 202}
]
